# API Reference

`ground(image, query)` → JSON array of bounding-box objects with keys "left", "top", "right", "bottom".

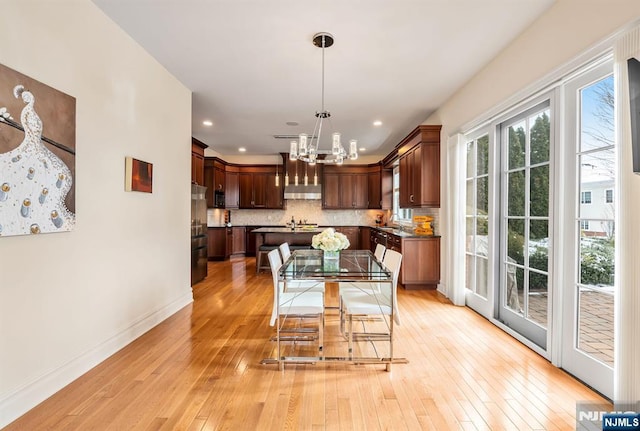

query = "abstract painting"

[{"left": 125, "top": 157, "right": 153, "bottom": 193}]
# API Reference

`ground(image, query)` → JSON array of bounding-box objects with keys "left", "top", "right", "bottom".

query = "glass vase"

[{"left": 323, "top": 249, "right": 340, "bottom": 271}]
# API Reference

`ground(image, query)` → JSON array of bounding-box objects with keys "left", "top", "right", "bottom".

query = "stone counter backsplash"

[{"left": 207, "top": 199, "right": 439, "bottom": 234}]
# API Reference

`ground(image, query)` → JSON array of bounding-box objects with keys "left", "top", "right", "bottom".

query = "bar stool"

[{"left": 256, "top": 244, "right": 279, "bottom": 274}]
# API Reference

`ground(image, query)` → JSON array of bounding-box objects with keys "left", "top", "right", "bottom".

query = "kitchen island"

[{"left": 252, "top": 226, "right": 324, "bottom": 253}]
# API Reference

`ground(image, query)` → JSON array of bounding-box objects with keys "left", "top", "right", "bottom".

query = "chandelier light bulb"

[
  {"left": 299, "top": 134, "right": 308, "bottom": 156},
  {"left": 349, "top": 139, "right": 358, "bottom": 160},
  {"left": 289, "top": 141, "right": 298, "bottom": 160},
  {"left": 332, "top": 132, "right": 341, "bottom": 155}
]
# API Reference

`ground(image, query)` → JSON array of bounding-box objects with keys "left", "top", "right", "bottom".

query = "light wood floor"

[{"left": 5, "top": 257, "right": 610, "bottom": 430}]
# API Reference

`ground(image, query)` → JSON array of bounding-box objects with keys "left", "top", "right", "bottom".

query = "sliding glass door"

[
  {"left": 561, "top": 63, "right": 615, "bottom": 398},
  {"left": 498, "top": 101, "right": 552, "bottom": 349}
]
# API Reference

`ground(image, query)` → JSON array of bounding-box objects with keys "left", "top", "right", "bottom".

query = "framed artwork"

[
  {"left": 0, "top": 63, "right": 76, "bottom": 237},
  {"left": 125, "top": 156, "right": 153, "bottom": 193}
]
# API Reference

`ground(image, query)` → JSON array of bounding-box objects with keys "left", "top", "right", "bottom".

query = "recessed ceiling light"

[
  {"left": 359, "top": 147, "right": 366, "bottom": 152},
  {"left": 238, "top": 147, "right": 246, "bottom": 152},
  {"left": 373, "top": 120, "right": 382, "bottom": 127},
  {"left": 286, "top": 121, "right": 299, "bottom": 126},
  {"left": 203, "top": 120, "right": 213, "bottom": 126}
]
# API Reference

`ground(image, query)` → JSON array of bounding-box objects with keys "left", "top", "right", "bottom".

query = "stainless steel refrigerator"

[{"left": 191, "top": 184, "right": 208, "bottom": 285}]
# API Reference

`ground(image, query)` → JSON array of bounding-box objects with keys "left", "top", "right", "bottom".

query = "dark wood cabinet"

[
  {"left": 322, "top": 166, "right": 368, "bottom": 209},
  {"left": 225, "top": 168, "right": 239, "bottom": 209},
  {"left": 191, "top": 138, "right": 207, "bottom": 186},
  {"left": 397, "top": 125, "right": 441, "bottom": 208},
  {"left": 367, "top": 227, "right": 441, "bottom": 289},
  {"left": 400, "top": 236, "right": 440, "bottom": 289},
  {"left": 207, "top": 227, "right": 226, "bottom": 260},
  {"left": 239, "top": 167, "right": 284, "bottom": 209},
  {"left": 335, "top": 226, "right": 359, "bottom": 250},
  {"left": 360, "top": 226, "right": 371, "bottom": 251},
  {"left": 226, "top": 227, "right": 246, "bottom": 256},
  {"left": 322, "top": 173, "right": 340, "bottom": 208},
  {"left": 204, "top": 157, "right": 227, "bottom": 208},
  {"left": 366, "top": 165, "right": 393, "bottom": 210}
]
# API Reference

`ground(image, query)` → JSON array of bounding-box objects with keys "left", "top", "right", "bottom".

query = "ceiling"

[{"left": 91, "top": 0, "right": 556, "bottom": 158}]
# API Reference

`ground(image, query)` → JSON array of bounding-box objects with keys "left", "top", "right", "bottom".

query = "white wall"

[
  {"left": 426, "top": 0, "right": 640, "bottom": 300},
  {"left": 0, "top": 1, "right": 192, "bottom": 426}
]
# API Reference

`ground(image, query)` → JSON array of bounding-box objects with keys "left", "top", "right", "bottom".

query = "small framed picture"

[{"left": 125, "top": 156, "right": 153, "bottom": 193}]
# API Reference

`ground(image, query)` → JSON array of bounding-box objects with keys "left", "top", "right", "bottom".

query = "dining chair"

[
  {"left": 274, "top": 245, "right": 325, "bottom": 293},
  {"left": 337, "top": 243, "right": 387, "bottom": 327},
  {"left": 340, "top": 249, "right": 403, "bottom": 369},
  {"left": 268, "top": 249, "right": 324, "bottom": 361},
  {"left": 374, "top": 243, "right": 386, "bottom": 261},
  {"left": 279, "top": 242, "right": 292, "bottom": 261}
]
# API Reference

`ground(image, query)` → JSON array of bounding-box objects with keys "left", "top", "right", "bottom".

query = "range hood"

[{"left": 283, "top": 184, "right": 322, "bottom": 200}]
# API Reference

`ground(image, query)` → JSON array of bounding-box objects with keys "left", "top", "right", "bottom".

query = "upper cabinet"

[
  {"left": 225, "top": 166, "right": 239, "bottom": 209},
  {"left": 397, "top": 125, "right": 441, "bottom": 208},
  {"left": 191, "top": 138, "right": 207, "bottom": 186},
  {"left": 204, "top": 158, "right": 226, "bottom": 208},
  {"left": 238, "top": 166, "right": 284, "bottom": 209},
  {"left": 322, "top": 165, "right": 368, "bottom": 209},
  {"left": 367, "top": 164, "right": 393, "bottom": 210}
]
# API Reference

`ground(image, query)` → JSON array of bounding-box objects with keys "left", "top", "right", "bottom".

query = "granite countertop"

[
  {"left": 369, "top": 226, "right": 441, "bottom": 239},
  {"left": 251, "top": 227, "right": 325, "bottom": 234}
]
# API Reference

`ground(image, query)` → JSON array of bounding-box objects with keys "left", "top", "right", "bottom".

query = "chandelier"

[{"left": 289, "top": 32, "right": 358, "bottom": 165}]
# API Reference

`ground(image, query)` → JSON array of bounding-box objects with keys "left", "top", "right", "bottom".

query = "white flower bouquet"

[{"left": 312, "top": 228, "right": 350, "bottom": 252}]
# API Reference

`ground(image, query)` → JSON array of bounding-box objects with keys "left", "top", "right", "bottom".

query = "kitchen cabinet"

[
  {"left": 225, "top": 168, "right": 239, "bottom": 209},
  {"left": 370, "top": 228, "right": 388, "bottom": 249},
  {"left": 322, "top": 166, "right": 368, "bottom": 209},
  {"left": 207, "top": 227, "right": 226, "bottom": 260},
  {"left": 239, "top": 172, "right": 266, "bottom": 208},
  {"left": 397, "top": 125, "right": 441, "bottom": 208},
  {"left": 204, "top": 157, "right": 226, "bottom": 208},
  {"left": 191, "top": 138, "right": 207, "bottom": 186},
  {"left": 367, "top": 227, "right": 441, "bottom": 289},
  {"left": 366, "top": 165, "right": 392, "bottom": 210},
  {"left": 335, "top": 227, "right": 359, "bottom": 250},
  {"left": 239, "top": 167, "right": 284, "bottom": 209},
  {"left": 400, "top": 236, "right": 440, "bottom": 289},
  {"left": 359, "top": 226, "right": 371, "bottom": 251},
  {"left": 227, "top": 226, "right": 246, "bottom": 256}
]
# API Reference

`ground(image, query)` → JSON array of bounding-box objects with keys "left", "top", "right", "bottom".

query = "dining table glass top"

[{"left": 280, "top": 249, "right": 391, "bottom": 281}]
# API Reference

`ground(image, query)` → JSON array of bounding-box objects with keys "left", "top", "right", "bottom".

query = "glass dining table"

[{"left": 261, "top": 249, "right": 408, "bottom": 370}]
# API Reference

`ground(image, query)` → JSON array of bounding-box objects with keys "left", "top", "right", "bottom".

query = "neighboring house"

[{"left": 580, "top": 179, "right": 615, "bottom": 237}]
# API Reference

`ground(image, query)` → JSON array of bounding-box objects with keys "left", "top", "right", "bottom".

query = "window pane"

[
  {"left": 477, "top": 216, "right": 489, "bottom": 236},
  {"left": 508, "top": 120, "right": 526, "bottom": 170},
  {"left": 466, "top": 141, "right": 474, "bottom": 178},
  {"left": 528, "top": 270, "right": 548, "bottom": 327},
  {"left": 477, "top": 135, "right": 489, "bottom": 175},
  {"left": 477, "top": 176, "right": 488, "bottom": 214},
  {"left": 530, "top": 110, "right": 551, "bottom": 165},
  {"left": 580, "top": 75, "right": 614, "bottom": 152},
  {"left": 530, "top": 165, "right": 549, "bottom": 217},
  {"left": 507, "top": 219, "right": 525, "bottom": 265},
  {"left": 465, "top": 254, "right": 474, "bottom": 290},
  {"left": 579, "top": 234, "right": 614, "bottom": 287},
  {"left": 466, "top": 217, "right": 474, "bottom": 253},
  {"left": 529, "top": 220, "right": 548, "bottom": 272},
  {"left": 476, "top": 256, "right": 488, "bottom": 298},
  {"left": 579, "top": 149, "right": 615, "bottom": 216},
  {"left": 466, "top": 179, "right": 474, "bottom": 215},
  {"left": 577, "top": 286, "right": 614, "bottom": 366},
  {"left": 505, "top": 264, "right": 523, "bottom": 313},
  {"left": 508, "top": 170, "right": 525, "bottom": 216}
]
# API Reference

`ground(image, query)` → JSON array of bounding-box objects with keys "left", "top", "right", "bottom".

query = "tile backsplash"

[{"left": 207, "top": 200, "right": 440, "bottom": 234}]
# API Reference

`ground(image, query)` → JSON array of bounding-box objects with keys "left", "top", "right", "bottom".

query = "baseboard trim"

[{"left": 0, "top": 290, "right": 194, "bottom": 429}]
